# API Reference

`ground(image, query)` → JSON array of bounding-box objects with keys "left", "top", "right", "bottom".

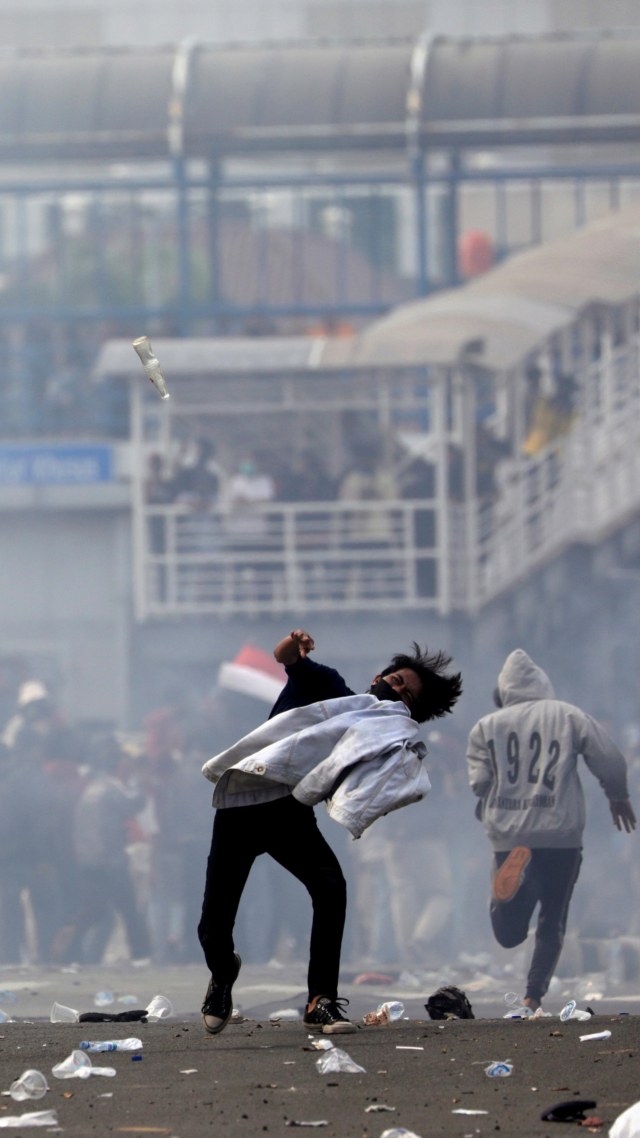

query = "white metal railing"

[
  {"left": 139, "top": 499, "right": 442, "bottom": 618},
  {"left": 134, "top": 336, "right": 640, "bottom": 619},
  {"left": 471, "top": 336, "right": 640, "bottom": 608}
]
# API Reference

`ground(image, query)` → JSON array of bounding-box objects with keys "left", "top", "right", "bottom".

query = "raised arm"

[{"left": 273, "top": 629, "right": 315, "bottom": 665}]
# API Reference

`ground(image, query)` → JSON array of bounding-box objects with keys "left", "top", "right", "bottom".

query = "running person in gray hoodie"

[{"left": 467, "top": 649, "right": 636, "bottom": 1012}]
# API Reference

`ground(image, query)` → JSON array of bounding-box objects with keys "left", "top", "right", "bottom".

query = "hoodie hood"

[{"left": 497, "top": 649, "right": 555, "bottom": 706}]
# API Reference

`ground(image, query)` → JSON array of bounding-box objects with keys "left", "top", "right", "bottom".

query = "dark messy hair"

[{"left": 382, "top": 643, "right": 462, "bottom": 723}]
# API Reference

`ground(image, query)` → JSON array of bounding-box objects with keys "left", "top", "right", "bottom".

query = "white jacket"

[{"left": 202, "top": 694, "right": 431, "bottom": 839}]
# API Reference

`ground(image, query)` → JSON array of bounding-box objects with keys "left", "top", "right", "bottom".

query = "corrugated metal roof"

[{"left": 2, "top": 31, "right": 640, "bottom": 161}]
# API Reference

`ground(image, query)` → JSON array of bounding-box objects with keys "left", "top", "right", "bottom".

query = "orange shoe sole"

[{"left": 492, "top": 846, "right": 532, "bottom": 903}]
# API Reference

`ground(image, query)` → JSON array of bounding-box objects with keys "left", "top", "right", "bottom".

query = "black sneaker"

[
  {"left": 201, "top": 952, "right": 242, "bottom": 1035},
  {"left": 303, "top": 995, "right": 356, "bottom": 1034}
]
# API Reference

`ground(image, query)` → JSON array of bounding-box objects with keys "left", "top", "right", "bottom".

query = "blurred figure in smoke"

[
  {"left": 1, "top": 679, "right": 60, "bottom": 751},
  {"left": 66, "top": 733, "right": 151, "bottom": 964},
  {"left": 0, "top": 725, "right": 64, "bottom": 962},
  {"left": 467, "top": 648, "right": 636, "bottom": 1012}
]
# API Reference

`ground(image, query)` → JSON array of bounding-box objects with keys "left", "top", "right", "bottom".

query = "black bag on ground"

[{"left": 425, "top": 985, "right": 475, "bottom": 1020}]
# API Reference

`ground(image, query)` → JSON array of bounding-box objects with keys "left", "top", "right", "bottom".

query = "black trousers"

[
  {"left": 198, "top": 795, "right": 347, "bottom": 1002},
  {"left": 490, "top": 847, "right": 582, "bottom": 1003}
]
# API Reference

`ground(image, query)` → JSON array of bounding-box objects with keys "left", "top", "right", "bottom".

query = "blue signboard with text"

[{"left": 0, "top": 445, "right": 114, "bottom": 486}]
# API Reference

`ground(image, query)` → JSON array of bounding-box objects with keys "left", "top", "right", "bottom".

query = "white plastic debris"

[
  {"left": 51, "top": 1050, "right": 92, "bottom": 1079},
  {"left": 146, "top": 994, "right": 173, "bottom": 1020},
  {"left": 0, "top": 1110, "right": 58, "bottom": 1127},
  {"left": 579, "top": 1030, "right": 611, "bottom": 1042},
  {"left": 270, "top": 1008, "right": 302, "bottom": 1022},
  {"left": 363, "top": 1001, "right": 405, "bottom": 1026},
  {"left": 379, "top": 1129, "right": 423, "bottom": 1138},
  {"left": 8, "top": 1070, "right": 49, "bottom": 1101},
  {"left": 560, "top": 1000, "right": 592, "bottom": 1022},
  {"left": 132, "top": 337, "right": 170, "bottom": 400},
  {"left": 49, "top": 1001, "right": 79, "bottom": 1023},
  {"left": 485, "top": 1060, "right": 513, "bottom": 1077},
  {"left": 315, "top": 1047, "right": 366, "bottom": 1074}
]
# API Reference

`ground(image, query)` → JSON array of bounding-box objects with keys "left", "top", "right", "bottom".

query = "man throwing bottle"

[{"left": 198, "top": 628, "right": 462, "bottom": 1035}]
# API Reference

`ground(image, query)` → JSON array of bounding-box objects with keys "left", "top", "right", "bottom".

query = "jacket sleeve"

[
  {"left": 466, "top": 720, "right": 494, "bottom": 800},
  {"left": 575, "top": 710, "right": 630, "bottom": 800}
]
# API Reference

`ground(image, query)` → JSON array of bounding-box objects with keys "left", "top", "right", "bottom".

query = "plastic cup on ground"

[
  {"left": 51, "top": 1050, "right": 92, "bottom": 1079},
  {"left": 50, "top": 1002, "right": 79, "bottom": 1023},
  {"left": 145, "top": 994, "right": 173, "bottom": 1020},
  {"left": 9, "top": 1070, "right": 49, "bottom": 1101}
]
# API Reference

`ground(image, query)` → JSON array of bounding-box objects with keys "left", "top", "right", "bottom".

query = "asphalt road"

[{"left": 0, "top": 961, "right": 637, "bottom": 1136}]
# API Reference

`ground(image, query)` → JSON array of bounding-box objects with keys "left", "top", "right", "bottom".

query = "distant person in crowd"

[
  {"left": 0, "top": 725, "right": 64, "bottom": 963},
  {"left": 401, "top": 456, "right": 437, "bottom": 598},
  {"left": 338, "top": 448, "right": 399, "bottom": 546},
  {"left": 67, "top": 733, "right": 151, "bottom": 965},
  {"left": 171, "top": 436, "right": 224, "bottom": 601},
  {"left": 467, "top": 648, "right": 636, "bottom": 1013},
  {"left": 523, "top": 371, "right": 578, "bottom": 458},
  {"left": 1, "top": 679, "right": 61, "bottom": 751},
  {"left": 223, "top": 454, "right": 277, "bottom": 601},
  {"left": 278, "top": 451, "right": 337, "bottom": 504},
  {"left": 172, "top": 435, "right": 222, "bottom": 507},
  {"left": 224, "top": 454, "right": 276, "bottom": 543},
  {"left": 197, "top": 627, "right": 462, "bottom": 1037}
]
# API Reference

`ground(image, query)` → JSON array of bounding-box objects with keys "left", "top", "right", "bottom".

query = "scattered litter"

[
  {"left": 51, "top": 1050, "right": 93, "bottom": 1079},
  {"left": 579, "top": 1031, "right": 611, "bottom": 1043},
  {"left": 79, "top": 1038, "right": 143, "bottom": 1052},
  {"left": 9, "top": 1070, "right": 49, "bottom": 1101},
  {"left": 50, "top": 1002, "right": 79, "bottom": 1023},
  {"left": 285, "top": 1122, "right": 328, "bottom": 1128},
  {"left": 364, "top": 1104, "right": 396, "bottom": 1112},
  {"left": 395, "top": 1046, "right": 424, "bottom": 1051},
  {"left": 306, "top": 1039, "right": 334, "bottom": 1051},
  {"left": 270, "top": 1008, "right": 302, "bottom": 1022},
  {"left": 315, "top": 1048, "right": 366, "bottom": 1075},
  {"left": 452, "top": 1109, "right": 489, "bottom": 1115},
  {"left": 379, "top": 1129, "right": 423, "bottom": 1138},
  {"left": 146, "top": 995, "right": 173, "bottom": 1020},
  {"left": 0, "top": 1110, "right": 58, "bottom": 1128},
  {"left": 363, "top": 1001, "right": 405, "bottom": 1026},
  {"left": 540, "top": 1100, "right": 597, "bottom": 1122},
  {"left": 485, "top": 1061, "right": 513, "bottom": 1077},
  {"left": 425, "top": 985, "right": 474, "bottom": 1020},
  {"left": 559, "top": 1000, "right": 592, "bottom": 1022},
  {"left": 0, "top": 1011, "right": 14, "bottom": 1025},
  {"left": 180, "top": 1070, "right": 198, "bottom": 1075}
]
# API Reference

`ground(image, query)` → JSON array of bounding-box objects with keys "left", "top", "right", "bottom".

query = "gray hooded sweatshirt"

[{"left": 466, "top": 649, "right": 629, "bottom": 851}]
